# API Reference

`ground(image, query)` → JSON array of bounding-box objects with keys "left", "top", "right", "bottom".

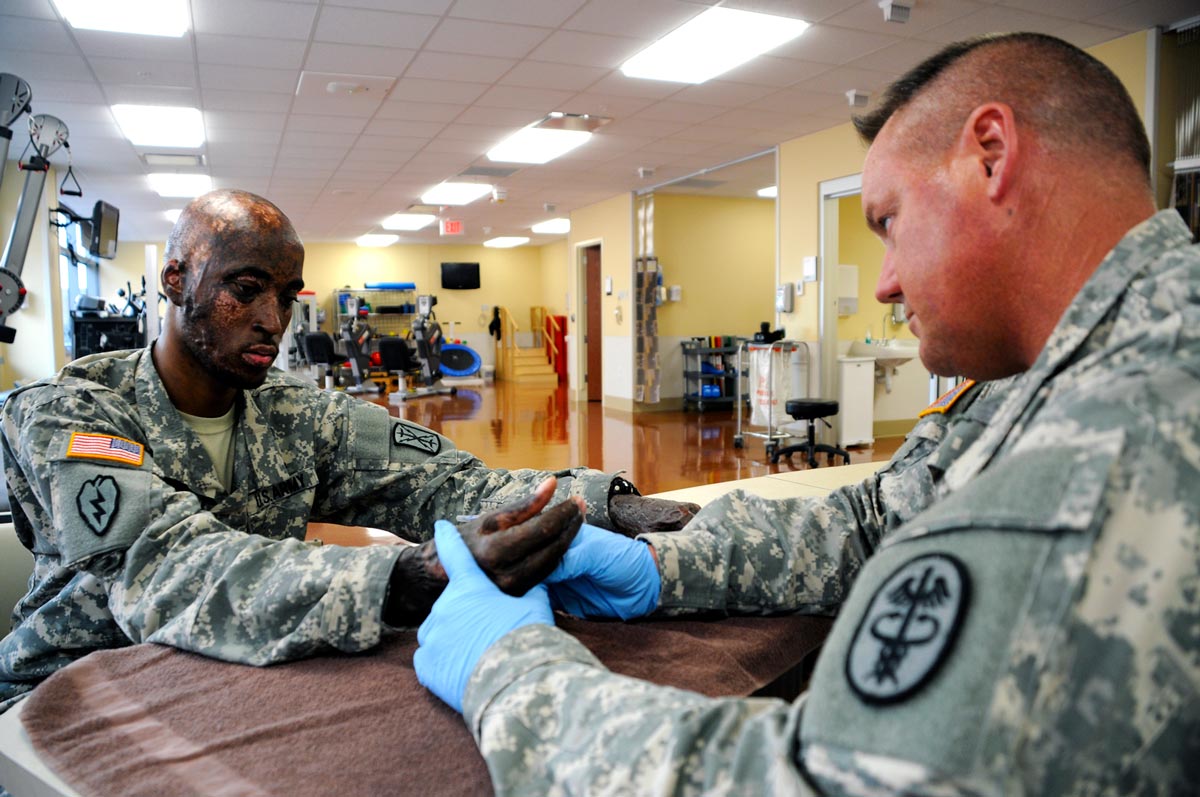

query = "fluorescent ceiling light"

[
  {"left": 483, "top": 236, "right": 530, "bottom": 248},
  {"left": 620, "top": 7, "right": 809, "bottom": 84},
  {"left": 164, "top": 209, "right": 182, "bottom": 223},
  {"left": 53, "top": 0, "right": 190, "bottom": 37},
  {"left": 148, "top": 173, "right": 212, "bottom": 198},
  {"left": 356, "top": 234, "right": 399, "bottom": 248},
  {"left": 113, "top": 105, "right": 204, "bottom": 148},
  {"left": 487, "top": 125, "right": 591, "bottom": 164},
  {"left": 531, "top": 218, "right": 570, "bottom": 234},
  {"left": 421, "top": 182, "right": 493, "bottom": 206},
  {"left": 381, "top": 213, "right": 435, "bottom": 231},
  {"left": 757, "top": 186, "right": 778, "bottom": 198}
]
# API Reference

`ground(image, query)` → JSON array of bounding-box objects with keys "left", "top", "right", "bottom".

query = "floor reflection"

[{"left": 375, "top": 381, "right": 901, "bottom": 495}]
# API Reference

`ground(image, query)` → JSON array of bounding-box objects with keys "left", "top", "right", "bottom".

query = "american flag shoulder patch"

[
  {"left": 918, "top": 379, "right": 977, "bottom": 418},
  {"left": 66, "top": 432, "right": 145, "bottom": 466}
]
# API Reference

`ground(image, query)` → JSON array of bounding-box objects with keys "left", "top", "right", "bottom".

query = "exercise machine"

[
  {"left": 0, "top": 73, "right": 35, "bottom": 344},
  {"left": 339, "top": 296, "right": 381, "bottom": 394},
  {"left": 388, "top": 295, "right": 456, "bottom": 403}
]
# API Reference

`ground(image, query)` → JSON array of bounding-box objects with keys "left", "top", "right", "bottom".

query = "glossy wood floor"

[{"left": 373, "top": 380, "right": 904, "bottom": 495}]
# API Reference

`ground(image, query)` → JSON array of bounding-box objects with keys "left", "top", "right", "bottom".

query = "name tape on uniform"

[{"left": 66, "top": 432, "right": 145, "bottom": 466}]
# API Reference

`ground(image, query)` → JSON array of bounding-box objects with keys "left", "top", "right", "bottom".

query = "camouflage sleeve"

[
  {"left": 2, "top": 388, "right": 406, "bottom": 666},
  {"left": 307, "top": 391, "right": 622, "bottom": 540},
  {"left": 638, "top": 413, "right": 948, "bottom": 616},
  {"left": 463, "top": 624, "right": 821, "bottom": 797}
]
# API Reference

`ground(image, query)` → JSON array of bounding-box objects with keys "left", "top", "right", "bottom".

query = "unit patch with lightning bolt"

[{"left": 76, "top": 475, "right": 120, "bottom": 536}]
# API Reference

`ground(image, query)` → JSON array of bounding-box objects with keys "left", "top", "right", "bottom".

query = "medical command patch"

[
  {"left": 846, "top": 552, "right": 970, "bottom": 704},
  {"left": 66, "top": 432, "right": 145, "bottom": 466}
]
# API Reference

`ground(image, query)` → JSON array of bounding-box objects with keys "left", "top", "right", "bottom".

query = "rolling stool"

[{"left": 771, "top": 399, "right": 851, "bottom": 467}]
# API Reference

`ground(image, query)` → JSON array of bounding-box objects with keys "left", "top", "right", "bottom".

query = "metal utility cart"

[
  {"left": 734, "top": 339, "right": 807, "bottom": 459},
  {"left": 681, "top": 337, "right": 746, "bottom": 412}
]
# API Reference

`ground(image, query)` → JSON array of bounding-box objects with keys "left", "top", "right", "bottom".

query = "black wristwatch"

[{"left": 608, "top": 475, "right": 640, "bottom": 500}]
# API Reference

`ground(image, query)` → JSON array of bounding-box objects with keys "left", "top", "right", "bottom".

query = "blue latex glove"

[
  {"left": 414, "top": 520, "right": 553, "bottom": 713},
  {"left": 544, "top": 523, "right": 661, "bottom": 620}
]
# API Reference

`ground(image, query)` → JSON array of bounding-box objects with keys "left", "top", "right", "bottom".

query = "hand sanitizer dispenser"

[{"left": 775, "top": 283, "right": 794, "bottom": 313}]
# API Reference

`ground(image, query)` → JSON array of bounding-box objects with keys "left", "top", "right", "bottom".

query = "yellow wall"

[
  {"left": 834, "top": 193, "right": 918, "bottom": 344},
  {"left": 538, "top": 238, "right": 568, "bottom": 315},
  {"left": 653, "top": 193, "right": 774, "bottom": 337},
  {"left": 0, "top": 161, "right": 63, "bottom": 389},
  {"left": 777, "top": 123, "right": 871, "bottom": 342},
  {"left": 1089, "top": 30, "right": 1148, "bottom": 121}
]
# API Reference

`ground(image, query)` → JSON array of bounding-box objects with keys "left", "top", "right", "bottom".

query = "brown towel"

[{"left": 21, "top": 614, "right": 831, "bottom": 797}]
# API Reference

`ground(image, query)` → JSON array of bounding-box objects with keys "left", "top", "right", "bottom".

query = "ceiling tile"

[
  {"left": 285, "top": 114, "right": 368, "bottom": 134},
  {"left": 327, "top": 0, "right": 452, "bottom": 12},
  {"left": 527, "top": 30, "right": 646, "bottom": 68},
  {"left": 405, "top": 51, "right": 518, "bottom": 83},
  {"left": 281, "top": 130, "right": 355, "bottom": 148},
  {"left": 716, "top": 55, "right": 832, "bottom": 88},
  {"left": 72, "top": 30, "right": 196, "bottom": 61},
  {"left": 499, "top": 61, "right": 608, "bottom": 91},
  {"left": 422, "top": 137, "right": 490, "bottom": 154},
  {"left": 202, "top": 88, "right": 292, "bottom": 112},
  {"left": 363, "top": 118, "right": 447, "bottom": 138},
  {"left": 0, "top": 14, "right": 75, "bottom": 53},
  {"left": 196, "top": 34, "right": 308, "bottom": 69},
  {"left": 563, "top": 0, "right": 700, "bottom": 38},
  {"left": 920, "top": 7, "right": 1071, "bottom": 42},
  {"left": 88, "top": 57, "right": 198, "bottom": 90},
  {"left": 475, "top": 85, "right": 574, "bottom": 111},
  {"left": 992, "top": 0, "right": 1131, "bottom": 22},
  {"left": 314, "top": 6, "right": 439, "bottom": 48},
  {"left": 1052, "top": 21, "right": 1134, "bottom": 49},
  {"left": 744, "top": 86, "right": 846, "bottom": 114},
  {"left": 1088, "top": 0, "right": 1199, "bottom": 30},
  {"left": 635, "top": 137, "right": 714, "bottom": 155},
  {"left": 772, "top": 24, "right": 902, "bottom": 65},
  {"left": 0, "top": 49, "right": 92, "bottom": 82},
  {"left": 797, "top": 65, "right": 897, "bottom": 96},
  {"left": 633, "top": 101, "right": 725, "bottom": 124},
  {"left": 0, "top": 0, "right": 57, "bottom": 19},
  {"left": 106, "top": 85, "right": 201, "bottom": 106},
  {"left": 585, "top": 72, "right": 685, "bottom": 99},
  {"left": 721, "top": 0, "right": 860, "bottom": 24},
  {"left": 206, "top": 127, "right": 283, "bottom": 145},
  {"left": 205, "top": 110, "right": 288, "bottom": 132},
  {"left": 304, "top": 42, "right": 417, "bottom": 76},
  {"left": 374, "top": 101, "right": 466, "bottom": 122},
  {"left": 423, "top": 18, "right": 552, "bottom": 58},
  {"left": 386, "top": 77, "right": 489, "bottom": 104},
  {"left": 192, "top": 0, "right": 318, "bottom": 39},
  {"left": 669, "top": 123, "right": 759, "bottom": 143},
  {"left": 601, "top": 117, "right": 689, "bottom": 137},
  {"left": 199, "top": 65, "right": 296, "bottom": 94},
  {"left": 449, "top": 0, "right": 588, "bottom": 27},
  {"left": 436, "top": 123, "right": 511, "bottom": 142},
  {"left": 453, "top": 104, "right": 543, "bottom": 127},
  {"left": 357, "top": 134, "right": 433, "bottom": 151},
  {"left": 31, "top": 102, "right": 113, "bottom": 125},
  {"left": 668, "top": 80, "right": 777, "bottom": 107},
  {"left": 846, "top": 38, "right": 946, "bottom": 73},
  {"left": 822, "top": 0, "right": 987, "bottom": 38},
  {"left": 556, "top": 93, "right": 655, "bottom": 117}
]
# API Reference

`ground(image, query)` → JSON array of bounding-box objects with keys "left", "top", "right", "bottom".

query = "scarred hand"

[
  {"left": 383, "top": 477, "right": 584, "bottom": 626},
  {"left": 608, "top": 494, "right": 701, "bottom": 537}
]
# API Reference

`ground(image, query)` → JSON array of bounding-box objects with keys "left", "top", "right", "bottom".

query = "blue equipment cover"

[
  {"left": 363, "top": 282, "right": 417, "bottom": 290},
  {"left": 439, "top": 343, "right": 482, "bottom": 377}
]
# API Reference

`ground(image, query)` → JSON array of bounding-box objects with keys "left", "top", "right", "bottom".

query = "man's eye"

[{"left": 231, "top": 282, "right": 261, "bottom": 300}]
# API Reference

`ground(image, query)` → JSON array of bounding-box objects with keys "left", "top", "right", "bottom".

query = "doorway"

[{"left": 584, "top": 244, "right": 602, "bottom": 402}]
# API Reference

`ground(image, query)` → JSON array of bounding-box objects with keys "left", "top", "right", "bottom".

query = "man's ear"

[
  {"left": 959, "top": 102, "right": 1019, "bottom": 203},
  {"left": 161, "top": 260, "right": 186, "bottom": 307}
]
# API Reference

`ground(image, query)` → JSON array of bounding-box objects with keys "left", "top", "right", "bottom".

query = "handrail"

[{"left": 535, "top": 306, "right": 562, "bottom": 374}]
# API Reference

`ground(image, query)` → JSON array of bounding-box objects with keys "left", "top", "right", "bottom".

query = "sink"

[{"left": 848, "top": 339, "right": 920, "bottom": 369}]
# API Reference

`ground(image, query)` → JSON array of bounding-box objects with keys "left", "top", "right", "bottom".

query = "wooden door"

[{"left": 584, "top": 244, "right": 602, "bottom": 402}]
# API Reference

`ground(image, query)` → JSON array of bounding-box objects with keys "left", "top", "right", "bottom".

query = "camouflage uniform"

[
  {"left": 463, "top": 210, "right": 1200, "bottom": 795},
  {"left": 0, "top": 349, "right": 622, "bottom": 710}
]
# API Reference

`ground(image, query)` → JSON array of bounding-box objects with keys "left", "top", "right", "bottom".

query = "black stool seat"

[
  {"left": 784, "top": 399, "right": 839, "bottom": 420},
  {"left": 772, "top": 399, "right": 851, "bottom": 468}
]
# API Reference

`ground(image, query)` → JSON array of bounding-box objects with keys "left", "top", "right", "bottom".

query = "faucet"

[{"left": 879, "top": 311, "right": 891, "bottom": 344}]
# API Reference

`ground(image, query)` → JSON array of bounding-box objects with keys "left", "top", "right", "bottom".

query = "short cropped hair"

[{"left": 853, "top": 33, "right": 1150, "bottom": 180}]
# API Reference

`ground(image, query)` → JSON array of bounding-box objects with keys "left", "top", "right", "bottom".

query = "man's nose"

[
  {"left": 255, "top": 300, "right": 286, "bottom": 336},
  {"left": 875, "top": 252, "right": 902, "bottom": 305}
]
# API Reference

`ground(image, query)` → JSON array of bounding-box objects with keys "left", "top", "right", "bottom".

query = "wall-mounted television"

[
  {"left": 88, "top": 200, "right": 119, "bottom": 259},
  {"left": 440, "top": 261, "right": 480, "bottom": 290}
]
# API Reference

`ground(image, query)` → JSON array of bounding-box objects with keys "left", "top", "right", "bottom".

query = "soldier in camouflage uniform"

[
  {"left": 415, "top": 33, "right": 1200, "bottom": 795},
  {"left": 0, "top": 189, "right": 697, "bottom": 712}
]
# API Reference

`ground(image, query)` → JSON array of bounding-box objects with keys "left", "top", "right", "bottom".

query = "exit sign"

[{"left": 440, "top": 218, "right": 464, "bottom": 236}]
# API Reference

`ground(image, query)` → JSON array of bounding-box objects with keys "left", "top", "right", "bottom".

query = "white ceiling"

[{"left": 0, "top": 0, "right": 1194, "bottom": 245}]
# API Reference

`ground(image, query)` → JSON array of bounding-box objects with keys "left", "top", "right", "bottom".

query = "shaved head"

[
  {"left": 854, "top": 33, "right": 1150, "bottom": 184},
  {"left": 166, "top": 189, "right": 303, "bottom": 269}
]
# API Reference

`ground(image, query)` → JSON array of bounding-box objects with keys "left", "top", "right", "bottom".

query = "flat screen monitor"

[
  {"left": 88, "top": 200, "right": 119, "bottom": 260},
  {"left": 440, "top": 261, "right": 480, "bottom": 290}
]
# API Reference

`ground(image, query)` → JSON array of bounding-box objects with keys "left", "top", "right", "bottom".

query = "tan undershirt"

[{"left": 178, "top": 405, "right": 237, "bottom": 493}]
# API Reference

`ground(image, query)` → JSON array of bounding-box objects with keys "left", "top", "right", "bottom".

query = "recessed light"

[
  {"left": 756, "top": 186, "right": 777, "bottom": 198},
  {"left": 356, "top": 234, "right": 399, "bottom": 247},
  {"left": 113, "top": 105, "right": 204, "bottom": 148},
  {"left": 483, "top": 236, "right": 530, "bottom": 248},
  {"left": 148, "top": 173, "right": 212, "bottom": 198},
  {"left": 53, "top": 0, "right": 190, "bottom": 37},
  {"left": 620, "top": 7, "right": 809, "bottom": 84},
  {"left": 531, "top": 218, "right": 570, "bottom": 234},
  {"left": 381, "top": 213, "right": 435, "bottom": 231},
  {"left": 421, "top": 182, "right": 493, "bottom": 206},
  {"left": 488, "top": 125, "right": 591, "bottom": 164}
]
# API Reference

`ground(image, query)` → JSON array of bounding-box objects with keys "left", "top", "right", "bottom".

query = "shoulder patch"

[
  {"left": 66, "top": 432, "right": 145, "bottom": 466},
  {"left": 918, "top": 379, "right": 976, "bottom": 418},
  {"left": 846, "top": 552, "right": 970, "bottom": 704},
  {"left": 392, "top": 421, "right": 440, "bottom": 455},
  {"left": 76, "top": 474, "right": 121, "bottom": 536}
]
